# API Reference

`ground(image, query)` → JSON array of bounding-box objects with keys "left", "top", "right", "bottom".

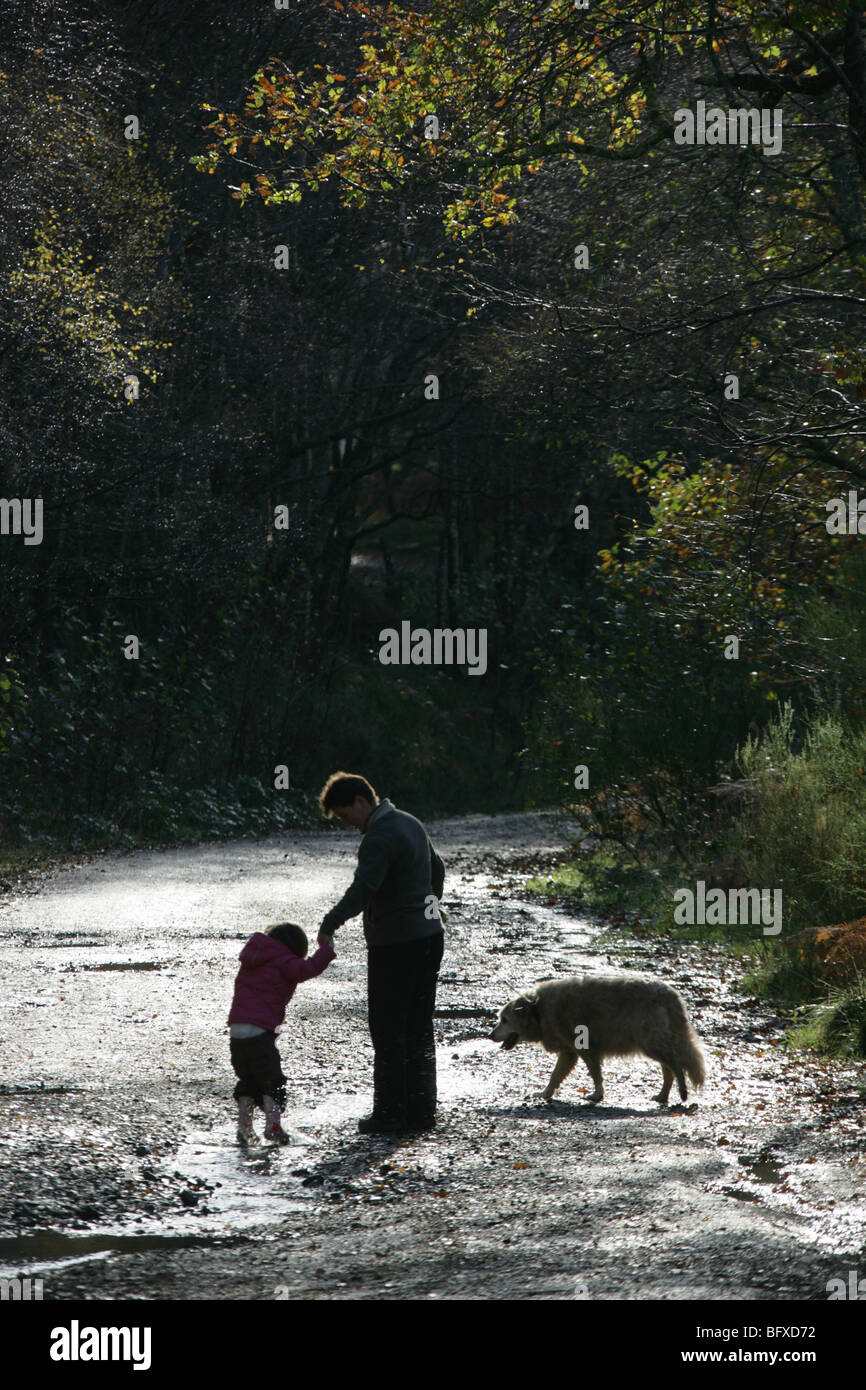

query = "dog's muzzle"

[{"left": 496, "top": 1032, "right": 519, "bottom": 1051}]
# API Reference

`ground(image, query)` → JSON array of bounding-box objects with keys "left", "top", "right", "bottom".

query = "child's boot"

[
  {"left": 236, "top": 1096, "right": 258, "bottom": 1146},
  {"left": 262, "top": 1094, "right": 291, "bottom": 1145}
]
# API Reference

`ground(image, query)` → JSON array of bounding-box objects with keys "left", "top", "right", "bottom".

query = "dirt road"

[{"left": 0, "top": 812, "right": 863, "bottom": 1300}]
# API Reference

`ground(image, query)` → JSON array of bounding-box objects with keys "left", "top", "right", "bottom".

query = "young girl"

[{"left": 227, "top": 922, "right": 335, "bottom": 1145}]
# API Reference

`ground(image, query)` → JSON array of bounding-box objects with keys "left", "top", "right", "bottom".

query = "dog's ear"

[{"left": 515, "top": 995, "right": 541, "bottom": 1022}]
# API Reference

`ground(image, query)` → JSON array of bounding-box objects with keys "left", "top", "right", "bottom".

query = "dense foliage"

[{"left": 1, "top": 1, "right": 864, "bottom": 857}]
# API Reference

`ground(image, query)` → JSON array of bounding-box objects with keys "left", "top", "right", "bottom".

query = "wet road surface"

[{"left": 0, "top": 812, "right": 864, "bottom": 1299}]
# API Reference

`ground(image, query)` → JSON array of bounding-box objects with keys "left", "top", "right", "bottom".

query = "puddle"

[
  {"left": 0, "top": 1231, "right": 246, "bottom": 1279},
  {"left": 168, "top": 1130, "right": 316, "bottom": 1229},
  {"left": 0, "top": 1084, "right": 84, "bottom": 1096},
  {"left": 0, "top": 1133, "right": 318, "bottom": 1275},
  {"left": 738, "top": 1152, "right": 786, "bottom": 1184},
  {"left": 283, "top": 1085, "right": 371, "bottom": 1129},
  {"left": 80, "top": 961, "right": 165, "bottom": 972},
  {"left": 434, "top": 1008, "right": 495, "bottom": 1019},
  {"left": 24, "top": 937, "right": 106, "bottom": 948},
  {"left": 435, "top": 1040, "right": 501, "bottom": 1099}
]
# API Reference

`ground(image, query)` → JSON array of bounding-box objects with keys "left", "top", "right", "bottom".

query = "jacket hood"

[{"left": 238, "top": 932, "right": 299, "bottom": 968}]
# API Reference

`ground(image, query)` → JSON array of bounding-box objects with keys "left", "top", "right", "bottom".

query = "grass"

[
  {"left": 0, "top": 844, "right": 89, "bottom": 880},
  {"left": 525, "top": 848, "right": 665, "bottom": 924},
  {"left": 526, "top": 845, "right": 777, "bottom": 949},
  {"left": 787, "top": 980, "right": 866, "bottom": 1059},
  {"left": 741, "top": 947, "right": 828, "bottom": 1009}
]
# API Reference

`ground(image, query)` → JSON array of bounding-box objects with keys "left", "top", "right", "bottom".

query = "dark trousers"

[
  {"left": 229, "top": 1032, "right": 287, "bottom": 1109},
  {"left": 366, "top": 932, "right": 444, "bottom": 1124}
]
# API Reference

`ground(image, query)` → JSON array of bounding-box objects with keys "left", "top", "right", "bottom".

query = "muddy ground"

[{"left": 0, "top": 811, "right": 864, "bottom": 1301}]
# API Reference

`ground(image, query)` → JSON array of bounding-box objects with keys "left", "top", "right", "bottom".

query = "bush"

[
  {"left": 724, "top": 704, "right": 866, "bottom": 933},
  {"left": 789, "top": 981, "right": 866, "bottom": 1059}
]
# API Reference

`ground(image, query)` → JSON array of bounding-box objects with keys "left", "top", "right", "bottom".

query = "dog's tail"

[
  {"left": 681, "top": 1023, "right": 706, "bottom": 1090},
  {"left": 669, "top": 988, "right": 706, "bottom": 1090}
]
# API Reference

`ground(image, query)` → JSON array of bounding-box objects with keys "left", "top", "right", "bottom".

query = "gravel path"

[{"left": 0, "top": 811, "right": 864, "bottom": 1300}]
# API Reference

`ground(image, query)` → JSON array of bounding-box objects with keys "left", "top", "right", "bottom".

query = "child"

[{"left": 227, "top": 922, "right": 335, "bottom": 1146}]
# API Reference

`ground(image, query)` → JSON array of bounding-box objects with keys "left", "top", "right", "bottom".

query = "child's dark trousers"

[{"left": 230, "top": 1032, "right": 287, "bottom": 1109}]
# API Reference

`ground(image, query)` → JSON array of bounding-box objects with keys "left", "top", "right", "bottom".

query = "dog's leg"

[
  {"left": 580, "top": 1050, "right": 604, "bottom": 1105},
  {"left": 652, "top": 1064, "right": 674, "bottom": 1104},
  {"left": 673, "top": 1065, "right": 688, "bottom": 1103},
  {"left": 542, "top": 1049, "right": 578, "bottom": 1102}
]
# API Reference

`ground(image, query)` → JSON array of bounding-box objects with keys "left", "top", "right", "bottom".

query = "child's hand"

[{"left": 317, "top": 930, "right": 335, "bottom": 950}]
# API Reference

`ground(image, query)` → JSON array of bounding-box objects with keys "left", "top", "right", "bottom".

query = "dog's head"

[{"left": 490, "top": 994, "right": 541, "bottom": 1049}]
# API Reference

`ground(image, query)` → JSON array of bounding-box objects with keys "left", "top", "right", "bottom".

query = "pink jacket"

[{"left": 227, "top": 933, "right": 335, "bottom": 1032}]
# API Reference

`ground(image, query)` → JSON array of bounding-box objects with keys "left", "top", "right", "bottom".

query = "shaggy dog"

[{"left": 490, "top": 974, "right": 706, "bottom": 1105}]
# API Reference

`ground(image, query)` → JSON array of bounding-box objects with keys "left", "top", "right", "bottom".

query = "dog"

[{"left": 490, "top": 973, "right": 706, "bottom": 1105}]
